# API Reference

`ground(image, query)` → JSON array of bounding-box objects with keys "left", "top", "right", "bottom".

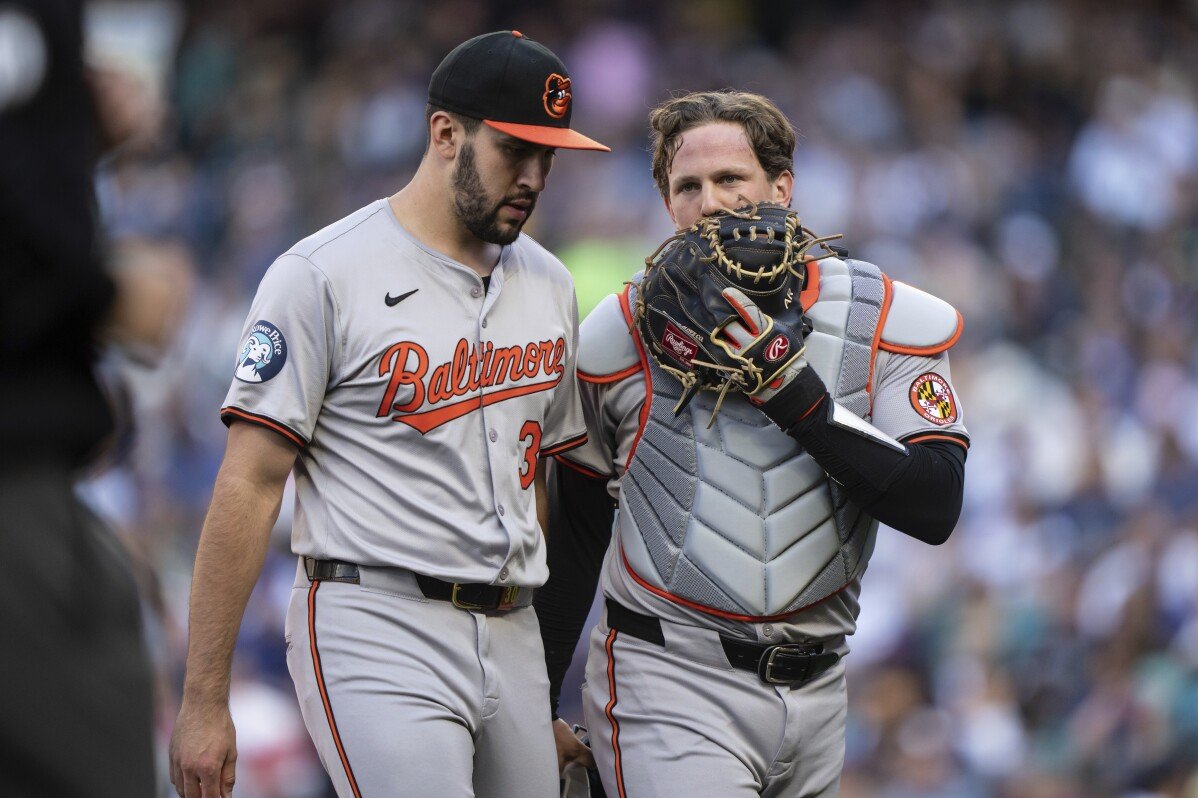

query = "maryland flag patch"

[{"left": 909, "top": 372, "right": 958, "bottom": 426}]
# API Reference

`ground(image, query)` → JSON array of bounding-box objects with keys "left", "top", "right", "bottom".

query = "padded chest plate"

[{"left": 618, "top": 259, "right": 883, "bottom": 617}]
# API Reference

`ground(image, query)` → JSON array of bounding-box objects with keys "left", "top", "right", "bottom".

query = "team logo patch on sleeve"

[
  {"left": 909, "top": 372, "right": 958, "bottom": 425},
  {"left": 235, "top": 320, "right": 288, "bottom": 383}
]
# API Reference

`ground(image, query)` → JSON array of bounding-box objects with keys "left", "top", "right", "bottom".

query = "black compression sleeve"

[
  {"left": 862, "top": 438, "right": 966, "bottom": 542},
  {"left": 534, "top": 459, "right": 615, "bottom": 718},
  {"left": 760, "top": 367, "right": 967, "bottom": 544}
]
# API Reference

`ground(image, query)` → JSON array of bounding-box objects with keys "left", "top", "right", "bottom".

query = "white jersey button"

[
  {"left": 762, "top": 624, "right": 774, "bottom": 636},
  {"left": 497, "top": 504, "right": 505, "bottom": 516},
  {"left": 481, "top": 319, "right": 488, "bottom": 328},
  {"left": 471, "top": 286, "right": 482, "bottom": 298},
  {"left": 499, "top": 567, "right": 509, "bottom": 581},
  {"left": 489, "top": 429, "right": 498, "bottom": 442}
]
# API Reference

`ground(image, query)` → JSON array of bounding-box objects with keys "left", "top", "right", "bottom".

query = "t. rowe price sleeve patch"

[
  {"left": 235, "top": 320, "right": 288, "bottom": 383},
  {"left": 909, "top": 372, "right": 958, "bottom": 425}
]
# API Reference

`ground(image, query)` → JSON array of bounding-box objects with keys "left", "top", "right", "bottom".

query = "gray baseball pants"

[
  {"left": 285, "top": 561, "right": 559, "bottom": 797},
  {"left": 582, "top": 604, "right": 847, "bottom": 798}
]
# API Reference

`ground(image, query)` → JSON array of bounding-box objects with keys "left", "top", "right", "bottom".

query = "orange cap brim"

[{"left": 485, "top": 120, "right": 611, "bottom": 152}]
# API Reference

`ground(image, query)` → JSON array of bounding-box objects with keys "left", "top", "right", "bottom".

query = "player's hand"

[
  {"left": 553, "top": 717, "right": 596, "bottom": 774},
  {"left": 169, "top": 700, "right": 238, "bottom": 798},
  {"left": 714, "top": 287, "right": 809, "bottom": 402}
]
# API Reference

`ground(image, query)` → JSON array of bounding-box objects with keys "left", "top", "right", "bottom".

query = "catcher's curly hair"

[{"left": 649, "top": 91, "right": 796, "bottom": 199}]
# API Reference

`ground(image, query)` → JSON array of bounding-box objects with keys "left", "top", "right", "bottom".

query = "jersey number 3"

[{"left": 518, "top": 420, "right": 542, "bottom": 489}]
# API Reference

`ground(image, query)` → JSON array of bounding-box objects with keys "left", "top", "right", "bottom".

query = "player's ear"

[
  {"left": 428, "top": 110, "right": 459, "bottom": 160},
  {"left": 771, "top": 169, "right": 794, "bottom": 206}
]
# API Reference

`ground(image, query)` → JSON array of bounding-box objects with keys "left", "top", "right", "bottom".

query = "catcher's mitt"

[{"left": 634, "top": 202, "right": 842, "bottom": 421}]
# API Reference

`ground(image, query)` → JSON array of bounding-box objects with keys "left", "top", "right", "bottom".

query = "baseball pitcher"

[{"left": 169, "top": 31, "right": 608, "bottom": 798}]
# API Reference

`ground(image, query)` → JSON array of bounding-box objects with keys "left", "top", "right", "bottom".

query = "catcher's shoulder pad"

[
  {"left": 879, "top": 280, "right": 963, "bottom": 355},
  {"left": 578, "top": 290, "right": 642, "bottom": 383}
]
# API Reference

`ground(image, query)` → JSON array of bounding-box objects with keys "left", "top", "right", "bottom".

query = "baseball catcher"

[{"left": 537, "top": 90, "right": 969, "bottom": 798}]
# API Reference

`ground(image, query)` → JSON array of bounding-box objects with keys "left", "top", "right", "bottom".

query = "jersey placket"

[{"left": 475, "top": 262, "right": 521, "bottom": 586}]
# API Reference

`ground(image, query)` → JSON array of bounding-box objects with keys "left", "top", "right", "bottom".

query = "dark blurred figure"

[{"left": 0, "top": 1, "right": 187, "bottom": 795}]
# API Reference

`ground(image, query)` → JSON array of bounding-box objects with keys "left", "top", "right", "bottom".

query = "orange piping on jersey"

[
  {"left": 554, "top": 455, "right": 609, "bottom": 481},
  {"left": 617, "top": 284, "right": 653, "bottom": 475},
  {"left": 903, "top": 433, "right": 970, "bottom": 449},
  {"left": 604, "top": 629, "right": 628, "bottom": 798},
  {"left": 878, "top": 308, "right": 965, "bottom": 356},
  {"left": 220, "top": 407, "right": 306, "bottom": 448},
  {"left": 579, "top": 362, "right": 644, "bottom": 385},
  {"left": 619, "top": 542, "right": 851, "bottom": 623},
  {"left": 392, "top": 376, "right": 562, "bottom": 434},
  {"left": 308, "top": 582, "right": 363, "bottom": 798},
  {"left": 866, "top": 275, "right": 895, "bottom": 403},
  {"left": 798, "top": 259, "right": 821, "bottom": 311},
  {"left": 540, "top": 431, "right": 588, "bottom": 458}
]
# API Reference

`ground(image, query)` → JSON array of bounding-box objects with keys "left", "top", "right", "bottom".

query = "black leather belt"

[
  {"left": 304, "top": 558, "right": 531, "bottom": 612},
  {"left": 605, "top": 598, "right": 839, "bottom": 687},
  {"left": 305, "top": 558, "right": 361, "bottom": 583}
]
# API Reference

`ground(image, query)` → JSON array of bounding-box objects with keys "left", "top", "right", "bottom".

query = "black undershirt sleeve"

[
  {"left": 761, "top": 367, "right": 968, "bottom": 545},
  {"left": 534, "top": 459, "right": 616, "bottom": 718}
]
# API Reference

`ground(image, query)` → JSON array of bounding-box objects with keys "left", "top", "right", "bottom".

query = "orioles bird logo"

[{"left": 543, "top": 73, "right": 571, "bottom": 119}]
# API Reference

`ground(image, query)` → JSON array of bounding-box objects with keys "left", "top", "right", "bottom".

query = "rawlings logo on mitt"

[
  {"left": 662, "top": 323, "right": 699, "bottom": 361},
  {"left": 634, "top": 202, "right": 842, "bottom": 422}
]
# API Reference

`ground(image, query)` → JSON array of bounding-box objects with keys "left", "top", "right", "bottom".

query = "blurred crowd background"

[{"left": 78, "top": 0, "right": 1198, "bottom": 795}]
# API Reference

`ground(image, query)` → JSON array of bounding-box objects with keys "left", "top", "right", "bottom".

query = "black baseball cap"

[{"left": 428, "top": 31, "right": 610, "bottom": 152}]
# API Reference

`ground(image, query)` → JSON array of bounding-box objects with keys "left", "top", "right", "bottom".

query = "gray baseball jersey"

[
  {"left": 223, "top": 198, "right": 586, "bottom": 796},
  {"left": 559, "top": 257, "right": 968, "bottom": 796},
  {"left": 222, "top": 198, "right": 586, "bottom": 587}
]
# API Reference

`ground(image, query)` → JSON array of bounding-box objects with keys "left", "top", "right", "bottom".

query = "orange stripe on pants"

[
  {"left": 604, "top": 629, "right": 627, "bottom": 798},
  {"left": 308, "top": 581, "right": 363, "bottom": 798}
]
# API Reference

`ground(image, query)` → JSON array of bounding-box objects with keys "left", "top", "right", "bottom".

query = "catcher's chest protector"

[{"left": 620, "top": 258, "right": 884, "bottom": 617}]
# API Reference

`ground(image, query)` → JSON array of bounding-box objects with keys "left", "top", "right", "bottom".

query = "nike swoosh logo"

[{"left": 385, "top": 289, "right": 419, "bottom": 307}]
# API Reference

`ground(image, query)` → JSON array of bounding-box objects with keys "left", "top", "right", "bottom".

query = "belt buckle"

[
  {"left": 496, "top": 586, "right": 521, "bottom": 611},
  {"left": 758, "top": 645, "right": 792, "bottom": 685},
  {"left": 450, "top": 584, "right": 522, "bottom": 611},
  {"left": 758, "top": 644, "right": 819, "bottom": 685},
  {"left": 450, "top": 583, "right": 486, "bottom": 611}
]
